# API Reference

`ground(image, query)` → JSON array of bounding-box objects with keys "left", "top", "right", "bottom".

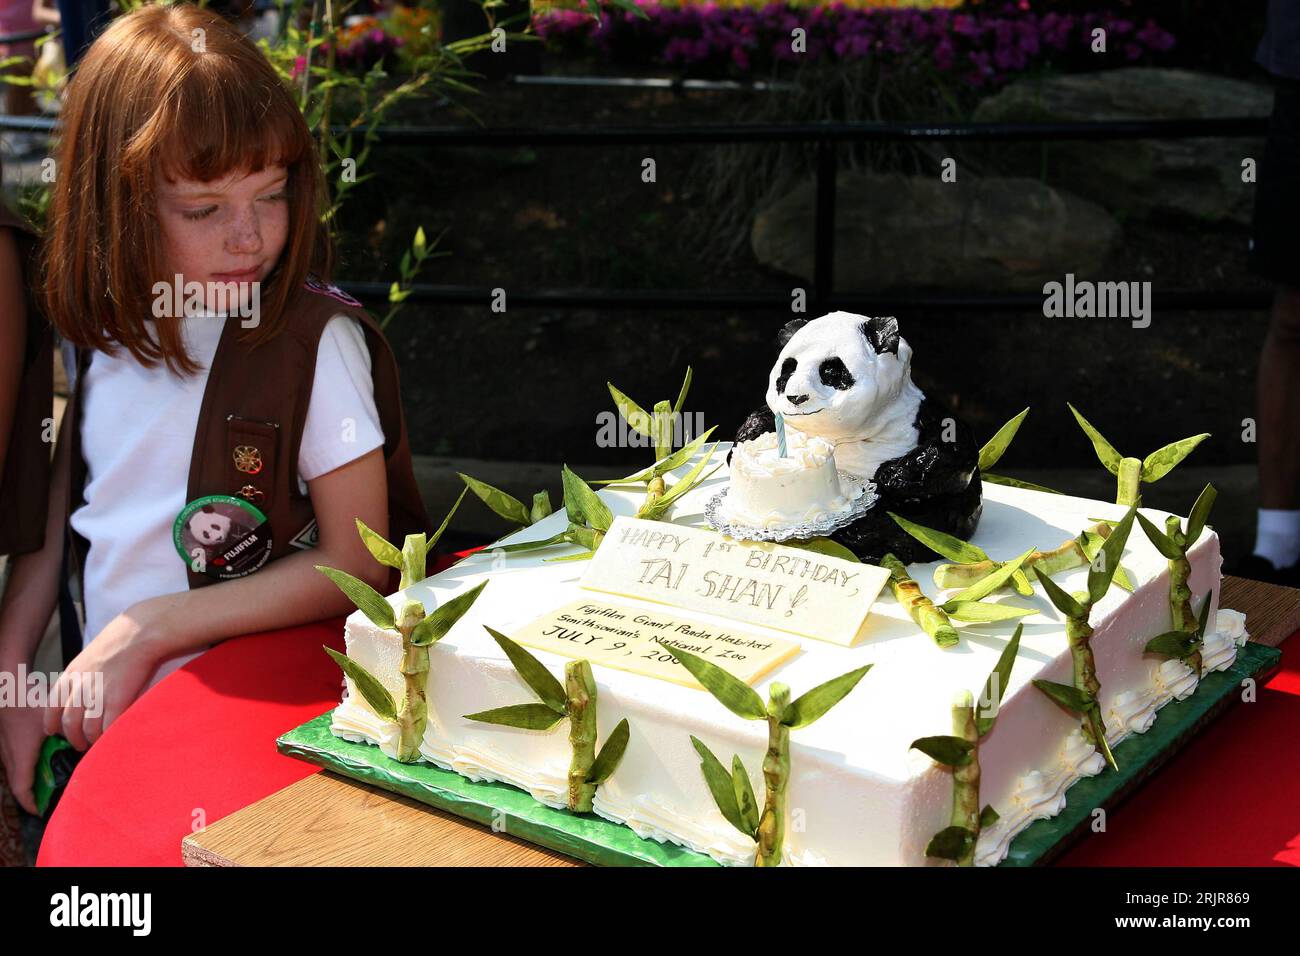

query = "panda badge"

[{"left": 173, "top": 494, "right": 274, "bottom": 580}]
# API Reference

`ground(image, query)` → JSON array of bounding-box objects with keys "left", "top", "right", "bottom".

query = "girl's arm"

[
  {"left": 47, "top": 445, "right": 394, "bottom": 748},
  {"left": 0, "top": 228, "right": 26, "bottom": 488}
]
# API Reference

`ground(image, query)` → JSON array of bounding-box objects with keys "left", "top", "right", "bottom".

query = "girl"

[{"left": 0, "top": 2, "right": 430, "bottom": 815}]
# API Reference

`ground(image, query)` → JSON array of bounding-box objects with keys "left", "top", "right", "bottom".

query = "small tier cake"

[{"left": 724, "top": 429, "right": 854, "bottom": 528}]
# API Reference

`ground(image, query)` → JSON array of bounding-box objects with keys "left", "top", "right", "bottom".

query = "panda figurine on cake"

[{"left": 732, "top": 312, "right": 982, "bottom": 564}]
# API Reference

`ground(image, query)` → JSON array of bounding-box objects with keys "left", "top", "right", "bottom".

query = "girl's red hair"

[{"left": 40, "top": 2, "right": 334, "bottom": 375}]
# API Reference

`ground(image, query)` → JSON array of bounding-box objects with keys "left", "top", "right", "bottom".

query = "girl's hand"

[
  {"left": 43, "top": 600, "right": 167, "bottom": 751},
  {"left": 0, "top": 700, "right": 47, "bottom": 815}
]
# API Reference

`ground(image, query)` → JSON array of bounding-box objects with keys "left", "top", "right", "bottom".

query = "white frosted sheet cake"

[{"left": 330, "top": 443, "right": 1246, "bottom": 866}]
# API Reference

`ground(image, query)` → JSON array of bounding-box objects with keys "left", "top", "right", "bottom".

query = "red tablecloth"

[{"left": 37, "top": 574, "right": 1300, "bottom": 866}]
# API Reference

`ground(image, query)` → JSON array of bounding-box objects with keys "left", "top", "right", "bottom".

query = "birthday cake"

[
  {"left": 721, "top": 429, "right": 858, "bottom": 528},
  {"left": 319, "top": 314, "right": 1247, "bottom": 867}
]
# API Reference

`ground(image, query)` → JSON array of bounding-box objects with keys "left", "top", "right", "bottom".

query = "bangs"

[{"left": 148, "top": 63, "right": 314, "bottom": 186}]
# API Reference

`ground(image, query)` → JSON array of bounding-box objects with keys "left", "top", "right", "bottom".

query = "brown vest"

[
  {"left": 63, "top": 275, "right": 430, "bottom": 652},
  {"left": 0, "top": 201, "right": 52, "bottom": 557}
]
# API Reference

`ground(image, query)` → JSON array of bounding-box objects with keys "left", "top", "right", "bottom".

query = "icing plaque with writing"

[
  {"left": 512, "top": 598, "right": 799, "bottom": 688},
  {"left": 579, "top": 516, "right": 889, "bottom": 646}
]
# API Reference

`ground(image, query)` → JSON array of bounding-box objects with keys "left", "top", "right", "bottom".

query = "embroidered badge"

[
  {"left": 288, "top": 519, "right": 319, "bottom": 551},
  {"left": 173, "top": 495, "right": 273, "bottom": 580},
  {"left": 303, "top": 273, "right": 362, "bottom": 308}
]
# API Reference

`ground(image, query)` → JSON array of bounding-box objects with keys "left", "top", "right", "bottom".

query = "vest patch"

[
  {"left": 304, "top": 275, "right": 362, "bottom": 308},
  {"left": 288, "top": 518, "right": 320, "bottom": 550}
]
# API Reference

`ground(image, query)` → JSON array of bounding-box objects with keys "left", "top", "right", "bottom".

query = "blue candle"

[{"left": 775, "top": 411, "right": 788, "bottom": 457}]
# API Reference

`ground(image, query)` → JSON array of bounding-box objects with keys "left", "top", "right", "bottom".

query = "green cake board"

[{"left": 276, "top": 641, "right": 1281, "bottom": 867}]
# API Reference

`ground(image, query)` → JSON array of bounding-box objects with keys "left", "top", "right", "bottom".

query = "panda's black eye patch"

[
  {"left": 819, "top": 358, "right": 854, "bottom": 390},
  {"left": 775, "top": 357, "right": 796, "bottom": 393}
]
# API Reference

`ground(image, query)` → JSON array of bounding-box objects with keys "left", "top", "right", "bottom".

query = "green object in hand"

[{"left": 33, "top": 734, "right": 74, "bottom": 817}]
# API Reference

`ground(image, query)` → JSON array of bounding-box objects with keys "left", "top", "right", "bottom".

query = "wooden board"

[
  {"left": 185, "top": 576, "right": 1296, "bottom": 867},
  {"left": 182, "top": 771, "right": 583, "bottom": 867}
]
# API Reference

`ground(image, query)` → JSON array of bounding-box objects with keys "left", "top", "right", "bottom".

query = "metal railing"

[{"left": 0, "top": 112, "right": 1273, "bottom": 313}]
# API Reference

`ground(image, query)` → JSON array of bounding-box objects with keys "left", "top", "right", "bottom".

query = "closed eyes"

[{"left": 182, "top": 190, "right": 290, "bottom": 221}]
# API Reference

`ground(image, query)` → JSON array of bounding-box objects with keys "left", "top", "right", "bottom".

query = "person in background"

[{"left": 1241, "top": 0, "right": 1300, "bottom": 587}]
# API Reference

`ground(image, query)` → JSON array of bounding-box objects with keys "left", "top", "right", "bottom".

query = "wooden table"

[{"left": 182, "top": 576, "right": 1298, "bottom": 867}]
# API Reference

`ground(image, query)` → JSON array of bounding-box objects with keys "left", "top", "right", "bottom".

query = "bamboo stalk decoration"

[
  {"left": 1068, "top": 403, "right": 1209, "bottom": 507},
  {"left": 1031, "top": 505, "right": 1137, "bottom": 772},
  {"left": 658, "top": 638, "right": 871, "bottom": 867},
  {"left": 1144, "top": 585, "right": 1215, "bottom": 674},
  {"left": 1137, "top": 483, "right": 1217, "bottom": 675},
  {"left": 317, "top": 497, "right": 486, "bottom": 763},
  {"left": 977, "top": 408, "right": 1063, "bottom": 494},
  {"left": 881, "top": 553, "right": 960, "bottom": 647},
  {"left": 910, "top": 624, "right": 1022, "bottom": 866},
  {"left": 890, "top": 511, "right": 1134, "bottom": 596},
  {"left": 465, "top": 626, "right": 631, "bottom": 813}
]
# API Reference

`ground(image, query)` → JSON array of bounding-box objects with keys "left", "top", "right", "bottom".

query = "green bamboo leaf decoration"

[
  {"left": 463, "top": 702, "right": 566, "bottom": 731},
  {"left": 1087, "top": 505, "right": 1136, "bottom": 605},
  {"left": 888, "top": 511, "right": 989, "bottom": 564},
  {"left": 980, "top": 805, "right": 1000, "bottom": 828},
  {"left": 1142, "top": 433, "right": 1211, "bottom": 482},
  {"left": 1144, "top": 630, "right": 1202, "bottom": 659},
  {"left": 591, "top": 427, "right": 718, "bottom": 485},
  {"left": 654, "top": 639, "right": 767, "bottom": 720},
  {"left": 785, "top": 537, "right": 862, "bottom": 563},
  {"left": 976, "top": 623, "right": 1023, "bottom": 737},
  {"left": 637, "top": 445, "right": 722, "bottom": 520},
  {"left": 495, "top": 531, "right": 571, "bottom": 553},
  {"left": 607, "top": 382, "right": 653, "bottom": 437},
  {"left": 690, "top": 736, "right": 752, "bottom": 838},
  {"left": 1185, "top": 483, "right": 1217, "bottom": 545},
  {"left": 459, "top": 472, "right": 532, "bottom": 526},
  {"left": 672, "top": 365, "right": 693, "bottom": 416},
  {"left": 1078, "top": 530, "right": 1135, "bottom": 593},
  {"left": 429, "top": 487, "right": 469, "bottom": 551},
  {"left": 1032, "top": 678, "right": 1094, "bottom": 714},
  {"left": 981, "top": 473, "right": 1065, "bottom": 495},
  {"left": 530, "top": 490, "right": 554, "bottom": 523},
  {"left": 731, "top": 754, "right": 760, "bottom": 836},
  {"left": 944, "top": 601, "right": 1037, "bottom": 623},
  {"left": 482, "top": 625, "right": 567, "bottom": 714},
  {"left": 1067, "top": 403, "right": 1123, "bottom": 476},
  {"left": 910, "top": 735, "right": 974, "bottom": 767},
  {"left": 948, "top": 548, "right": 1034, "bottom": 604},
  {"left": 356, "top": 518, "right": 402, "bottom": 570},
  {"left": 924, "top": 826, "right": 975, "bottom": 862},
  {"left": 1137, "top": 512, "right": 1184, "bottom": 560},
  {"left": 400, "top": 533, "right": 428, "bottom": 591},
  {"left": 651, "top": 400, "right": 675, "bottom": 461},
  {"left": 780, "top": 664, "right": 873, "bottom": 729},
  {"left": 410, "top": 581, "right": 487, "bottom": 647},
  {"left": 587, "top": 718, "right": 631, "bottom": 785},
  {"left": 324, "top": 646, "right": 399, "bottom": 721},
  {"left": 562, "top": 465, "right": 614, "bottom": 532},
  {"left": 316, "top": 566, "right": 396, "bottom": 631},
  {"left": 1033, "top": 566, "right": 1086, "bottom": 620},
  {"left": 978, "top": 407, "right": 1029, "bottom": 472},
  {"left": 543, "top": 549, "right": 597, "bottom": 564}
]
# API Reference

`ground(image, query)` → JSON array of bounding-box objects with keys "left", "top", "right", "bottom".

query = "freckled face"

[{"left": 155, "top": 165, "right": 290, "bottom": 313}]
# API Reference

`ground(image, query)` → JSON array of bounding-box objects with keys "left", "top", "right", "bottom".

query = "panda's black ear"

[
  {"left": 776, "top": 317, "right": 810, "bottom": 349},
  {"left": 201, "top": 505, "right": 215, "bottom": 514},
  {"left": 861, "top": 316, "right": 900, "bottom": 355}
]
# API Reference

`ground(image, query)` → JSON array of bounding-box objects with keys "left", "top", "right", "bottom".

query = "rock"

[
  {"left": 972, "top": 68, "right": 1272, "bottom": 224},
  {"left": 751, "top": 172, "right": 1120, "bottom": 293}
]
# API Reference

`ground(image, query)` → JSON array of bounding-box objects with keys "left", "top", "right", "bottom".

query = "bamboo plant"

[
  {"left": 659, "top": 639, "right": 871, "bottom": 867},
  {"left": 1068, "top": 403, "right": 1208, "bottom": 507},
  {"left": 881, "top": 551, "right": 1036, "bottom": 649},
  {"left": 458, "top": 473, "right": 554, "bottom": 529},
  {"left": 465, "top": 627, "right": 631, "bottom": 813},
  {"left": 890, "top": 511, "right": 1134, "bottom": 596},
  {"left": 1144, "top": 585, "right": 1215, "bottom": 675},
  {"left": 1136, "top": 484, "right": 1218, "bottom": 675},
  {"left": 910, "top": 624, "right": 1023, "bottom": 866},
  {"left": 317, "top": 495, "right": 486, "bottom": 762},
  {"left": 1031, "top": 505, "right": 1137, "bottom": 772}
]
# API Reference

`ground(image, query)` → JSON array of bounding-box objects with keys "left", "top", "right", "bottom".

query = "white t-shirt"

[{"left": 64, "top": 313, "right": 385, "bottom": 686}]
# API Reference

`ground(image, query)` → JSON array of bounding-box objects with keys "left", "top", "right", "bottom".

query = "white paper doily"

[{"left": 704, "top": 473, "right": 878, "bottom": 543}]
